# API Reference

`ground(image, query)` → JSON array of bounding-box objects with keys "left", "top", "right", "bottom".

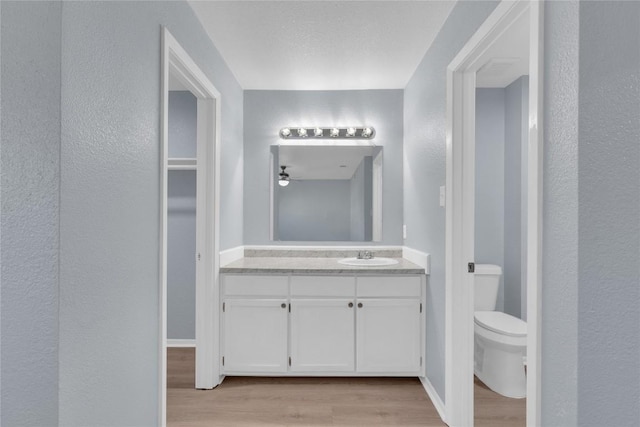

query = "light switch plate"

[{"left": 403, "top": 224, "right": 407, "bottom": 239}]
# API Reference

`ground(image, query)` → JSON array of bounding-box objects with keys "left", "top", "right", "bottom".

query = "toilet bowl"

[
  {"left": 474, "top": 264, "right": 527, "bottom": 399},
  {"left": 474, "top": 311, "right": 527, "bottom": 398}
]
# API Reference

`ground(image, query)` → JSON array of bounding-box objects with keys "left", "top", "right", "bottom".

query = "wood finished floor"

[{"left": 167, "top": 347, "right": 525, "bottom": 426}]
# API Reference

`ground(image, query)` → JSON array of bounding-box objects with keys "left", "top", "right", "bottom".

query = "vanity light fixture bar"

[{"left": 279, "top": 126, "right": 375, "bottom": 140}]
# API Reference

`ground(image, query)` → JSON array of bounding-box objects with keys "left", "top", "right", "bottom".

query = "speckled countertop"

[{"left": 220, "top": 257, "right": 425, "bottom": 275}]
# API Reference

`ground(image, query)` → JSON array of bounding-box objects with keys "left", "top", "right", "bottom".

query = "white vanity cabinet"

[
  {"left": 220, "top": 273, "right": 425, "bottom": 376},
  {"left": 290, "top": 299, "right": 355, "bottom": 372},
  {"left": 222, "top": 275, "right": 289, "bottom": 373},
  {"left": 222, "top": 298, "right": 288, "bottom": 372},
  {"left": 356, "top": 276, "right": 423, "bottom": 373},
  {"left": 356, "top": 299, "right": 422, "bottom": 373},
  {"left": 289, "top": 275, "right": 356, "bottom": 372}
]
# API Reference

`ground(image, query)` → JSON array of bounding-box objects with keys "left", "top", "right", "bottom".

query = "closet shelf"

[{"left": 168, "top": 157, "right": 197, "bottom": 170}]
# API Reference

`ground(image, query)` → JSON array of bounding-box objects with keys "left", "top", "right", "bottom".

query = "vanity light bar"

[{"left": 279, "top": 126, "right": 375, "bottom": 139}]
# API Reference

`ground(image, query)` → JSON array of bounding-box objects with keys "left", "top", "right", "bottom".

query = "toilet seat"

[{"left": 474, "top": 311, "right": 527, "bottom": 337}]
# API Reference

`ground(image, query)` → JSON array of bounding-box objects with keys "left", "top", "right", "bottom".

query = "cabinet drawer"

[
  {"left": 223, "top": 275, "right": 288, "bottom": 296},
  {"left": 291, "top": 276, "right": 355, "bottom": 297},
  {"left": 357, "top": 276, "right": 422, "bottom": 297}
]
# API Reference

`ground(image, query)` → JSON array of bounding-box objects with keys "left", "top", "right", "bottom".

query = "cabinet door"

[
  {"left": 222, "top": 298, "right": 288, "bottom": 373},
  {"left": 290, "top": 299, "right": 355, "bottom": 372},
  {"left": 356, "top": 299, "right": 422, "bottom": 373}
]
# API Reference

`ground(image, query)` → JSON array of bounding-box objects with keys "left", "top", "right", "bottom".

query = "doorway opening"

[
  {"left": 445, "top": 1, "right": 543, "bottom": 426},
  {"left": 160, "top": 27, "right": 222, "bottom": 426}
]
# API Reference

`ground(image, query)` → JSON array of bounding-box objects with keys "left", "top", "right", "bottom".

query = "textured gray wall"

[
  {"left": 167, "top": 92, "right": 197, "bottom": 340},
  {"left": 577, "top": 1, "right": 639, "bottom": 425},
  {"left": 1, "top": 2, "right": 242, "bottom": 423},
  {"left": 542, "top": 1, "right": 580, "bottom": 424},
  {"left": 58, "top": 1, "right": 243, "bottom": 425},
  {"left": 475, "top": 88, "right": 505, "bottom": 312},
  {"left": 1, "top": 2, "right": 61, "bottom": 425},
  {"left": 278, "top": 180, "right": 351, "bottom": 241},
  {"left": 403, "top": 0, "right": 499, "bottom": 402},
  {"left": 504, "top": 76, "right": 528, "bottom": 319},
  {"left": 244, "top": 90, "right": 403, "bottom": 245},
  {"left": 543, "top": 1, "right": 640, "bottom": 425}
]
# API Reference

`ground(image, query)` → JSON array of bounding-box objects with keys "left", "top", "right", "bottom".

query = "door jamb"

[
  {"left": 160, "top": 27, "right": 222, "bottom": 427},
  {"left": 444, "top": 1, "right": 543, "bottom": 425}
]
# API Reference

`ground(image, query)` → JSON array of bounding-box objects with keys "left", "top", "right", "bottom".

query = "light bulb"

[
  {"left": 298, "top": 128, "right": 307, "bottom": 137},
  {"left": 346, "top": 127, "right": 356, "bottom": 137},
  {"left": 314, "top": 127, "right": 323, "bottom": 137},
  {"left": 330, "top": 128, "right": 340, "bottom": 138},
  {"left": 280, "top": 128, "right": 291, "bottom": 137},
  {"left": 278, "top": 178, "right": 290, "bottom": 187},
  {"left": 362, "top": 127, "right": 373, "bottom": 138}
]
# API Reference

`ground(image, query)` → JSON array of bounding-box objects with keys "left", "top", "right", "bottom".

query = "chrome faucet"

[{"left": 357, "top": 251, "right": 374, "bottom": 260}]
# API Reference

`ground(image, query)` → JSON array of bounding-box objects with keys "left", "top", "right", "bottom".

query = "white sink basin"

[{"left": 338, "top": 257, "right": 399, "bottom": 267}]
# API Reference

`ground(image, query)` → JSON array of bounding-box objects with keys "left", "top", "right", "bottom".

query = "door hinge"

[
  {"left": 420, "top": 357, "right": 423, "bottom": 367},
  {"left": 197, "top": 253, "right": 201, "bottom": 261},
  {"left": 468, "top": 262, "right": 475, "bottom": 273},
  {"left": 222, "top": 356, "right": 225, "bottom": 366},
  {"left": 420, "top": 303, "right": 422, "bottom": 313},
  {"left": 288, "top": 303, "right": 291, "bottom": 313},
  {"left": 222, "top": 302, "right": 225, "bottom": 312},
  {"left": 288, "top": 356, "right": 291, "bottom": 366}
]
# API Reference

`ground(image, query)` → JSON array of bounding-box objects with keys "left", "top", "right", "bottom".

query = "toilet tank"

[{"left": 474, "top": 264, "right": 502, "bottom": 311}]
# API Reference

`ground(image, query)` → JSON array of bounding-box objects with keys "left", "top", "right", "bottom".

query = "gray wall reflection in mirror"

[{"left": 271, "top": 145, "right": 382, "bottom": 241}]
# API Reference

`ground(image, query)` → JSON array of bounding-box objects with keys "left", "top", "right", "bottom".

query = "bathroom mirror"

[{"left": 270, "top": 144, "right": 382, "bottom": 242}]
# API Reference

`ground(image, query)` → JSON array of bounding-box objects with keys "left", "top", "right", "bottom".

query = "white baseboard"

[
  {"left": 403, "top": 246, "right": 431, "bottom": 274},
  {"left": 220, "top": 246, "right": 244, "bottom": 266},
  {"left": 420, "top": 376, "right": 447, "bottom": 424},
  {"left": 167, "top": 339, "right": 196, "bottom": 348}
]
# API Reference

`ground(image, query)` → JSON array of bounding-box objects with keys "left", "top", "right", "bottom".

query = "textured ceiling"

[{"left": 189, "top": 1, "right": 456, "bottom": 90}]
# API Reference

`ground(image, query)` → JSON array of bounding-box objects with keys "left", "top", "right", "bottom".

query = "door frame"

[
  {"left": 160, "top": 27, "right": 222, "bottom": 426},
  {"left": 444, "top": 1, "right": 543, "bottom": 426}
]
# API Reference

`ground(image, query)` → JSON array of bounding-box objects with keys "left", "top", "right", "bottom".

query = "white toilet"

[{"left": 474, "top": 264, "right": 527, "bottom": 398}]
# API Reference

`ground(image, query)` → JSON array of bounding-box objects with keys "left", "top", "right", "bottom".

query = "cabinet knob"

[
  {"left": 281, "top": 303, "right": 287, "bottom": 309},
  {"left": 357, "top": 302, "right": 363, "bottom": 308},
  {"left": 348, "top": 302, "right": 353, "bottom": 308}
]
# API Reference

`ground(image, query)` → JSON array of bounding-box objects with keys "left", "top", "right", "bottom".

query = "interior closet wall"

[{"left": 167, "top": 91, "right": 197, "bottom": 341}]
